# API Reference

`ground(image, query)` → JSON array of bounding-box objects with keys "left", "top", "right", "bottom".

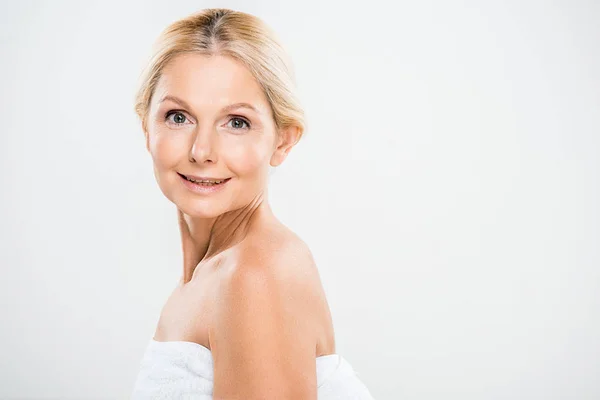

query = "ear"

[
  {"left": 143, "top": 123, "right": 150, "bottom": 153},
  {"left": 270, "top": 125, "right": 301, "bottom": 167}
]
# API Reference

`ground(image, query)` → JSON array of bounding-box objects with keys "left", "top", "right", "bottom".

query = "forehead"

[{"left": 152, "top": 53, "right": 270, "bottom": 113}]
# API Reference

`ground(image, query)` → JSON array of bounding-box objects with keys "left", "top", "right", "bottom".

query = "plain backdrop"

[{"left": 1, "top": 0, "right": 599, "bottom": 399}]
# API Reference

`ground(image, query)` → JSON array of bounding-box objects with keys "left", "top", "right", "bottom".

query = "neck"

[{"left": 177, "top": 191, "right": 274, "bottom": 284}]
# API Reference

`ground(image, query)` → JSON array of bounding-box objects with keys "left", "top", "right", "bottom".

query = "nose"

[{"left": 189, "top": 124, "right": 217, "bottom": 164}]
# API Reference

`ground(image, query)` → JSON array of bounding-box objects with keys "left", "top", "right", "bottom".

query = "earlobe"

[
  {"left": 270, "top": 126, "right": 300, "bottom": 167},
  {"left": 143, "top": 126, "right": 150, "bottom": 153},
  {"left": 269, "top": 150, "right": 282, "bottom": 167}
]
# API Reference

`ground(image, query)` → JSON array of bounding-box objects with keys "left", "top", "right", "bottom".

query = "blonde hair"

[{"left": 133, "top": 8, "right": 306, "bottom": 142}]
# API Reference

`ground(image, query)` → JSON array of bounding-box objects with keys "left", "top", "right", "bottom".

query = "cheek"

[
  {"left": 150, "top": 132, "right": 186, "bottom": 168},
  {"left": 225, "top": 139, "right": 271, "bottom": 174}
]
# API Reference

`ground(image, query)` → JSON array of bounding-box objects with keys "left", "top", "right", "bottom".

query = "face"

[{"left": 144, "top": 53, "right": 296, "bottom": 218}]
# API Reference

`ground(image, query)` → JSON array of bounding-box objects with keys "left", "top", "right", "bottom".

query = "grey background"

[{"left": 1, "top": 0, "right": 599, "bottom": 399}]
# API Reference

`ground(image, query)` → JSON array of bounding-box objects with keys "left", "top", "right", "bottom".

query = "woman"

[{"left": 131, "top": 8, "right": 374, "bottom": 399}]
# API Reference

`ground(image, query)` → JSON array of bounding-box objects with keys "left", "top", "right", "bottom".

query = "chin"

[
  {"left": 175, "top": 199, "right": 227, "bottom": 219},
  {"left": 156, "top": 177, "right": 223, "bottom": 217}
]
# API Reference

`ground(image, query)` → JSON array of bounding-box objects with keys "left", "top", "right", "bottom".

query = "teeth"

[{"left": 185, "top": 176, "right": 225, "bottom": 185}]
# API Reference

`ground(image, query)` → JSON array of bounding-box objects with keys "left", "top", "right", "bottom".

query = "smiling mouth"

[{"left": 178, "top": 173, "right": 231, "bottom": 186}]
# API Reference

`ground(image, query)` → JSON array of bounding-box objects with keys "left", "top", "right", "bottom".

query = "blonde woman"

[{"left": 131, "top": 8, "right": 374, "bottom": 399}]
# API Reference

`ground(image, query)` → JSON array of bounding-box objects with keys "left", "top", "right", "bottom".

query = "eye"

[
  {"left": 165, "top": 110, "right": 190, "bottom": 126},
  {"left": 227, "top": 116, "right": 251, "bottom": 130}
]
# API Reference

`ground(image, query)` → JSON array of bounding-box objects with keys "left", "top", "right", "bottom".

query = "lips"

[
  {"left": 178, "top": 173, "right": 231, "bottom": 184},
  {"left": 178, "top": 172, "right": 232, "bottom": 193}
]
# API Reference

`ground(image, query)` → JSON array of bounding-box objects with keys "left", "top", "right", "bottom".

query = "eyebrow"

[{"left": 159, "top": 95, "right": 260, "bottom": 114}]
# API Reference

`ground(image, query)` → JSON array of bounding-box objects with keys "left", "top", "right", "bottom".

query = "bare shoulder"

[
  {"left": 208, "top": 224, "right": 327, "bottom": 398},
  {"left": 240, "top": 224, "right": 336, "bottom": 356},
  {"left": 219, "top": 222, "right": 323, "bottom": 323},
  {"left": 209, "top": 221, "right": 335, "bottom": 352},
  {"left": 239, "top": 224, "right": 332, "bottom": 323},
  {"left": 240, "top": 223, "right": 317, "bottom": 279}
]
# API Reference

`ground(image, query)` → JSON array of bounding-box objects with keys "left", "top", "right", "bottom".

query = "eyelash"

[{"left": 164, "top": 110, "right": 251, "bottom": 130}]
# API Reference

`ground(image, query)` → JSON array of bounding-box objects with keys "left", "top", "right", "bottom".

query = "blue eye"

[
  {"left": 165, "top": 111, "right": 188, "bottom": 125},
  {"left": 164, "top": 111, "right": 250, "bottom": 131},
  {"left": 228, "top": 117, "right": 251, "bottom": 130}
]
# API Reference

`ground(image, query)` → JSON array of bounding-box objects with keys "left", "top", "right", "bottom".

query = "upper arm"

[{"left": 209, "top": 245, "right": 319, "bottom": 400}]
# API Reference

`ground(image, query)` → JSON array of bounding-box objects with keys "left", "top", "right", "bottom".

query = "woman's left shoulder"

[
  {"left": 235, "top": 222, "right": 318, "bottom": 281},
  {"left": 225, "top": 224, "right": 333, "bottom": 351}
]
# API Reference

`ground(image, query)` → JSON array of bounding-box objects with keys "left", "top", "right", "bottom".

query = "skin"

[{"left": 142, "top": 52, "right": 336, "bottom": 399}]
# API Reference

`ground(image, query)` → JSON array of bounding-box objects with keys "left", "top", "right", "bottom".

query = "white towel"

[{"left": 131, "top": 339, "right": 375, "bottom": 399}]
